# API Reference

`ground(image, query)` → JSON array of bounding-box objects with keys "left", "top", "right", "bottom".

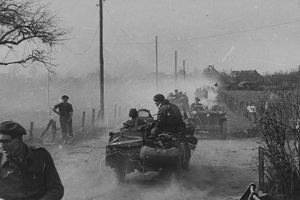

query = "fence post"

[
  {"left": 114, "top": 104, "right": 117, "bottom": 121},
  {"left": 29, "top": 121, "right": 34, "bottom": 140},
  {"left": 82, "top": 111, "right": 86, "bottom": 132},
  {"left": 259, "top": 146, "right": 265, "bottom": 191},
  {"left": 50, "top": 119, "right": 57, "bottom": 142},
  {"left": 97, "top": 110, "right": 101, "bottom": 123},
  {"left": 92, "top": 108, "right": 96, "bottom": 127}
]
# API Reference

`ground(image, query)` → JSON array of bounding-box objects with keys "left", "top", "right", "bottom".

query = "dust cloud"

[
  {"left": 52, "top": 133, "right": 257, "bottom": 200},
  {"left": 0, "top": 71, "right": 257, "bottom": 200},
  {"left": 0, "top": 71, "right": 218, "bottom": 130}
]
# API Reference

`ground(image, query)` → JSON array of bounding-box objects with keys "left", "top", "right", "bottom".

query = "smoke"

[{"left": 52, "top": 136, "right": 257, "bottom": 200}]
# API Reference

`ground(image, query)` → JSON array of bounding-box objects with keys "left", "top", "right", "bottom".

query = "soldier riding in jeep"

[{"left": 105, "top": 95, "right": 197, "bottom": 182}]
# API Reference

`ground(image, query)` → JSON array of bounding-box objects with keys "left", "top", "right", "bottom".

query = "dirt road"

[{"left": 46, "top": 132, "right": 259, "bottom": 200}]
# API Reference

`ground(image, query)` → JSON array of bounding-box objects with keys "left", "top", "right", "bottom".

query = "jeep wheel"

[
  {"left": 114, "top": 165, "right": 126, "bottom": 182},
  {"left": 175, "top": 144, "right": 184, "bottom": 174},
  {"left": 183, "top": 146, "right": 191, "bottom": 170},
  {"left": 221, "top": 120, "right": 227, "bottom": 139}
]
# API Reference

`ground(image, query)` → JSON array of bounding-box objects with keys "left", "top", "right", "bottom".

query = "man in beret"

[
  {"left": 0, "top": 121, "right": 64, "bottom": 200},
  {"left": 53, "top": 95, "right": 73, "bottom": 143},
  {"left": 151, "top": 94, "right": 184, "bottom": 138}
]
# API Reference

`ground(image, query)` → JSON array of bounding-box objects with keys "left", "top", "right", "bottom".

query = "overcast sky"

[{"left": 7, "top": 0, "right": 300, "bottom": 77}]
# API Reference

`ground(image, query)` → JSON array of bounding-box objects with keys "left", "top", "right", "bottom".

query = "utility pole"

[
  {"left": 155, "top": 36, "right": 158, "bottom": 91},
  {"left": 183, "top": 60, "right": 186, "bottom": 81},
  {"left": 175, "top": 51, "right": 177, "bottom": 83},
  {"left": 98, "top": 0, "right": 104, "bottom": 121}
]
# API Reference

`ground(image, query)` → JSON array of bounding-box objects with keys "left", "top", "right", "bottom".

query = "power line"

[
  {"left": 62, "top": 18, "right": 300, "bottom": 50},
  {"left": 63, "top": 25, "right": 99, "bottom": 55},
  {"left": 163, "top": 19, "right": 300, "bottom": 42},
  {"left": 103, "top": 19, "right": 300, "bottom": 46},
  {"left": 103, "top": 6, "right": 134, "bottom": 41}
]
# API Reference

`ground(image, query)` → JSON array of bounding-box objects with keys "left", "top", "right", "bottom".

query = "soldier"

[
  {"left": 53, "top": 95, "right": 73, "bottom": 143},
  {"left": 121, "top": 108, "right": 145, "bottom": 130},
  {"left": 190, "top": 97, "right": 204, "bottom": 113},
  {"left": 174, "top": 89, "right": 179, "bottom": 98},
  {"left": 167, "top": 92, "right": 174, "bottom": 99},
  {"left": 151, "top": 94, "right": 184, "bottom": 138},
  {"left": 0, "top": 121, "right": 64, "bottom": 200}
]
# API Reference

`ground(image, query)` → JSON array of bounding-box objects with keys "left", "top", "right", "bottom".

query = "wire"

[
  {"left": 62, "top": 18, "right": 300, "bottom": 49},
  {"left": 104, "top": 6, "right": 134, "bottom": 41},
  {"left": 104, "top": 39, "right": 154, "bottom": 46},
  {"left": 63, "top": 25, "right": 99, "bottom": 55},
  {"left": 163, "top": 19, "right": 300, "bottom": 42},
  {"left": 103, "top": 19, "right": 300, "bottom": 46},
  {"left": 103, "top": 47, "right": 124, "bottom": 66}
]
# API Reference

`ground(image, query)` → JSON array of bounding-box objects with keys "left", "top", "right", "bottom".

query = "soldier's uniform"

[
  {"left": 190, "top": 102, "right": 204, "bottom": 113},
  {"left": 53, "top": 101, "right": 73, "bottom": 140},
  {"left": 156, "top": 100, "right": 184, "bottom": 133},
  {"left": 121, "top": 118, "right": 145, "bottom": 130},
  {"left": 0, "top": 144, "right": 64, "bottom": 200}
]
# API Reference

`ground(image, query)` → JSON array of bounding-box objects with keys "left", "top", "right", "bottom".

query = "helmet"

[
  {"left": 129, "top": 108, "right": 138, "bottom": 118},
  {"left": 0, "top": 121, "right": 26, "bottom": 138},
  {"left": 153, "top": 94, "right": 165, "bottom": 102}
]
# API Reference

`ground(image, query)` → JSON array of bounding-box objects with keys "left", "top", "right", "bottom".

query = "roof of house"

[{"left": 230, "top": 70, "right": 264, "bottom": 82}]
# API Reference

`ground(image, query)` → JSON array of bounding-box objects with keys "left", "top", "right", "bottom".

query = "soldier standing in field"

[{"left": 52, "top": 95, "right": 73, "bottom": 143}]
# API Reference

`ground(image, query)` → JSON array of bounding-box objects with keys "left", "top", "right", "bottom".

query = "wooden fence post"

[
  {"left": 82, "top": 111, "right": 86, "bottom": 132},
  {"left": 50, "top": 119, "right": 57, "bottom": 142},
  {"left": 29, "top": 121, "right": 34, "bottom": 140},
  {"left": 114, "top": 104, "right": 117, "bottom": 121},
  {"left": 97, "top": 110, "right": 101, "bottom": 123},
  {"left": 92, "top": 109, "right": 95, "bottom": 127},
  {"left": 259, "top": 146, "right": 265, "bottom": 191}
]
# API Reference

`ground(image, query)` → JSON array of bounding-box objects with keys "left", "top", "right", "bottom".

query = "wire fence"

[{"left": 23, "top": 104, "right": 128, "bottom": 144}]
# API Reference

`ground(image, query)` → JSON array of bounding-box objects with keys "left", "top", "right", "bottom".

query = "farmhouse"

[
  {"left": 230, "top": 70, "right": 264, "bottom": 83},
  {"left": 203, "top": 65, "right": 220, "bottom": 79}
]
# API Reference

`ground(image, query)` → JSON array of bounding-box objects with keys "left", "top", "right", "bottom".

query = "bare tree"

[
  {"left": 257, "top": 89, "right": 300, "bottom": 200},
  {"left": 0, "top": 0, "right": 66, "bottom": 67}
]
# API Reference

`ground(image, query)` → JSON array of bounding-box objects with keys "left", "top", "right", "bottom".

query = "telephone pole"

[
  {"left": 155, "top": 36, "right": 158, "bottom": 91},
  {"left": 175, "top": 51, "right": 177, "bottom": 83},
  {"left": 98, "top": 0, "right": 104, "bottom": 120}
]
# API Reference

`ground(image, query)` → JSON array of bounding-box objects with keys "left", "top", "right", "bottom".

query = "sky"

[{"left": 3, "top": 0, "right": 300, "bottom": 77}]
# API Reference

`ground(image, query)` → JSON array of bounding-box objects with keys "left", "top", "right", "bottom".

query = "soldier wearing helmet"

[
  {"left": 121, "top": 108, "right": 145, "bottom": 130},
  {"left": 190, "top": 97, "right": 204, "bottom": 113},
  {"left": 0, "top": 121, "right": 64, "bottom": 200},
  {"left": 151, "top": 94, "right": 184, "bottom": 138}
]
